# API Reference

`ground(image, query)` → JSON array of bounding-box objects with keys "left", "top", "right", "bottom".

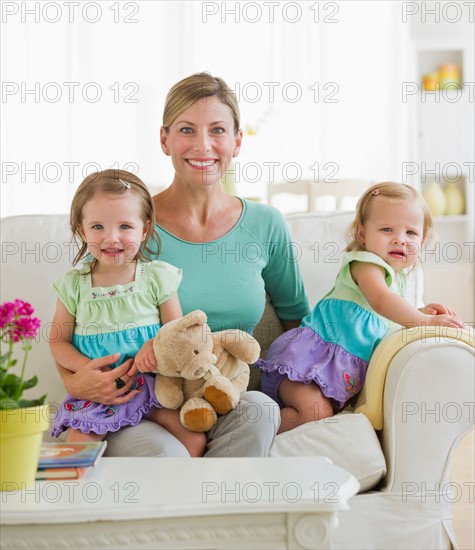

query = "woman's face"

[{"left": 160, "top": 96, "right": 242, "bottom": 188}]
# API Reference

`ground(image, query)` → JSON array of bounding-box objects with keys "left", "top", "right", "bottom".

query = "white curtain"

[{"left": 1, "top": 1, "right": 411, "bottom": 216}]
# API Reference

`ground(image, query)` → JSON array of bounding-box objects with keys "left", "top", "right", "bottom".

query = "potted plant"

[{"left": 0, "top": 299, "right": 49, "bottom": 491}]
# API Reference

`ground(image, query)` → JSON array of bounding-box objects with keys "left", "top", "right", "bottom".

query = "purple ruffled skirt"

[
  {"left": 256, "top": 327, "right": 368, "bottom": 410},
  {"left": 51, "top": 373, "right": 161, "bottom": 437}
]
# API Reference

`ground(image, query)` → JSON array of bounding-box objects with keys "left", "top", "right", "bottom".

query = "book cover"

[
  {"left": 36, "top": 467, "right": 86, "bottom": 480},
  {"left": 37, "top": 441, "right": 107, "bottom": 469}
]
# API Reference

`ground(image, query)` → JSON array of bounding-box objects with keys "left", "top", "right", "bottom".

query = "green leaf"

[
  {"left": 0, "top": 395, "right": 47, "bottom": 410},
  {"left": 17, "top": 395, "right": 47, "bottom": 408},
  {"left": 20, "top": 375, "right": 38, "bottom": 391},
  {"left": 0, "top": 358, "right": 17, "bottom": 369},
  {"left": 0, "top": 396, "right": 21, "bottom": 409},
  {"left": 1, "top": 373, "right": 22, "bottom": 394}
]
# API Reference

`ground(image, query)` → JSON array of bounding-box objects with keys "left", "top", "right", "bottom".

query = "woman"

[{"left": 57, "top": 73, "right": 311, "bottom": 457}]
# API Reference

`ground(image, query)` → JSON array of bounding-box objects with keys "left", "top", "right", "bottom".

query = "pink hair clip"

[{"left": 371, "top": 189, "right": 379, "bottom": 195}]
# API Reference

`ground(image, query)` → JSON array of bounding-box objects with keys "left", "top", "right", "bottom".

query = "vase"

[
  {"left": 444, "top": 181, "right": 465, "bottom": 215},
  {"left": 423, "top": 180, "right": 447, "bottom": 216},
  {"left": 0, "top": 404, "right": 50, "bottom": 491}
]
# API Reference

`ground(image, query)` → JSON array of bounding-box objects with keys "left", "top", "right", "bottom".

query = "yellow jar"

[
  {"left": 422, "top": 72, "right": 439, "bottom": 91},
  {"left": 438, "top": 63, "right": 461, "bottom": 90}
]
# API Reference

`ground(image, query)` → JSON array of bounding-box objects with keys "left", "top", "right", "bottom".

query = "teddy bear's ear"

[
  {"left": 213, "top": 330, "right": 261, "bottom": 364},
  {"left": 176, "top": 309, "right": 208, "bottom": 332}
]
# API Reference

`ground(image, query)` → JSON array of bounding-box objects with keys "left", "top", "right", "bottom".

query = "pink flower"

[
  {"left": 0, "top": 302, "right": 16, "bottom": 329},
  {"left": 0, "top": 300, "right": 41, "bottom": 343},
  {"left": 6, "top": 317, "right": 41, "bottom": 343},
  {"left": 14, "top": 299, "right": 34, "bottom": 317},
  {"left": 0, "top": 299, "right": 43, "bottom": 406}
]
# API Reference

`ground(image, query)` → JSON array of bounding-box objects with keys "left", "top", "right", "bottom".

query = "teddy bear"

[{"left": 152, "top": 310, "right": 261, "bottom": 432}]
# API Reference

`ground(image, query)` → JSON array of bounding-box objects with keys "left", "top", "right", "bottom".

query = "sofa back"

[
  {"left": 1, "top": 212, "right": 424, "bottom": 407},
  {"left": 1, "top": 215, "right": 72, "bottom": 407}
]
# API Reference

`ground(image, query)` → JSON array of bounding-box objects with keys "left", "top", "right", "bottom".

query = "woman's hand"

[
  {"left": 131, "top": 339, "right": 157, "bottom": 374},
  {"left": 57, "top": 354, "right": 138, "bottom": 405}
]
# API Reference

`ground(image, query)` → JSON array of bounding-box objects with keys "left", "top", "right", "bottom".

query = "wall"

[{"left": 2, "top": 0, "right": 412, "bottom": 215}]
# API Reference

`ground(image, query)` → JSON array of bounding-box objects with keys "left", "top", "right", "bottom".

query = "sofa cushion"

[
  {"left": 1, "top": 213, "right": 386, "bottom": 493},
  {"left": 270, "top": 412, "right": 386, "bottom": 492}
]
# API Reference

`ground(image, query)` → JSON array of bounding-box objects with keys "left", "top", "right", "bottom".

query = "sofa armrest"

[{"left": 380, "top": 337, "right": 474, "bottom": 494}]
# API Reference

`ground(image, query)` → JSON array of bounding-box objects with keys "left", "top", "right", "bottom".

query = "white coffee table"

[{"left": 1, "top": 456, "right": 358, "bottom": 549}]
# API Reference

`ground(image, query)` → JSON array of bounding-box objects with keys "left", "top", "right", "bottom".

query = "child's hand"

[
  {"left": 132, "top": 339, "right": 157, "bottom": 373},
  {"left": 419, "top": 302, "right": 453, "bottom": 316},
  {"left": 127, "top": 362, "right": 138, "bottom": 376},
  {"left": 420, "top": 303, "right": 464, "bottom": 327},
  {"left": 425, "top": 313, "right": 465, "bottom": 329}
]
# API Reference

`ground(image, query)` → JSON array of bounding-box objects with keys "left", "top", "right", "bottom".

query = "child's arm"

[
  {"left": 159, "top": 293, "right": 183, "bottom": 325},
  {"left": 130, "top": 294, "right": 183, "bottom": 374},
  {"left": 49, "top": 299, "right": 92, "bottom": 372},
  {"left": 350, "top": 262, "right": 464, "bottom": 329}
]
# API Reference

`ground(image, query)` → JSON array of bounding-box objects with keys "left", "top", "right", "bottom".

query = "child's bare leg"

[
  {"left": 66, "top": 428, "right": 105, "bottom": 442},
  {"left": 278, "top": 379, "right": 333, "bottom": 434},
  {"left": 148, "top": 408, "right": 206, "bottom": 457}
]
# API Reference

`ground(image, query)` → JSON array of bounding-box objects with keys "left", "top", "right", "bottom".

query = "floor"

[{"left": 452, "top": 430, "right": 475, "bottom": 549}]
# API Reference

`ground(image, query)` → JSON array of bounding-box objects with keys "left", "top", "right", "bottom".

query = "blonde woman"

[{"left": 58, "top": 73, "right": 311, "bottom": 457}]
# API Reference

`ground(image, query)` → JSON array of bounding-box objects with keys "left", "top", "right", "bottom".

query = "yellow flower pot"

[{"left": 0, "top": 404, "right": 50, "bottom": 491}]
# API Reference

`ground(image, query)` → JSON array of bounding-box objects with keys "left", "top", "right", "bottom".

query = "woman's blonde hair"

[
  {"left": 346, "top": 181, "right": 434, "bottom": 252},
  {"left": 70, "top": 169, "right": 160, "bottom": 271},
  {"left": 162, "top": 72, "right": 240, "bottom": 134}
]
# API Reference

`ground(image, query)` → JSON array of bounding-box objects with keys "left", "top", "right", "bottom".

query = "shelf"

[
  {"left": 412, "top": 34, "right": 474, "bottom": 321},
  {"left": 418, "top": 48, "right": 464, "bottom": 90},
  {"left": 420, "top": 87, "right": 464, "bottom": 96}
]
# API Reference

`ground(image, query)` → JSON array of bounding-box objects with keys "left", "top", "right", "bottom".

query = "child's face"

[
  {"left": 79, "top": 191, "right": 150, "bottom": 267},
  {"left": 357, "top": 196, "right": 425, "bottom": 273}
]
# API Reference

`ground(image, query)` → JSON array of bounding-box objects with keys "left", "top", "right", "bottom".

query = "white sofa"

[{"left": 1, "top": 212, "right": 473, "bottom": 550}]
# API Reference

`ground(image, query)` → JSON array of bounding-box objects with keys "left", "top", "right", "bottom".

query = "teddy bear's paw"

[
  {"left": 204, "top": 385, "right": 236, "bottom": 415},
  {"left": 154, "top": 391, "right": 183, "bottom": 410},
  {"left": 180, "top": 399, "right": 217, "bottom": 432}
]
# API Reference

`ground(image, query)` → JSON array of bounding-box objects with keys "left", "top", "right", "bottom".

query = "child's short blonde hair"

[
  {"left": 70, "top": 169, "right": 160, "bottom": 270},
  {"left": 346, "top": 182, "right": 434, "bottom": 252}
]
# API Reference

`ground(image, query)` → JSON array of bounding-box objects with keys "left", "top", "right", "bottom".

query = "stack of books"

[{"left": 36, "top": 441, "right": 107, "bottom": 480}]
